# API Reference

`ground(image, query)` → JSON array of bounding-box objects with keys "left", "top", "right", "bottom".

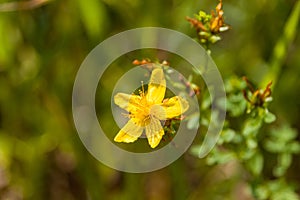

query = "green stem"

[{"left": 261, "top": 0, "right": 300, "bottom": 89}]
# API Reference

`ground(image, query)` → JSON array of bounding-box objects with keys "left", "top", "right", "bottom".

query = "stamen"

[
  {"left": 121, "top": 112, "right": 130, "bottom": 118},
  {"left": 141, "top": 81, "right": 145, "bottom": 97}
]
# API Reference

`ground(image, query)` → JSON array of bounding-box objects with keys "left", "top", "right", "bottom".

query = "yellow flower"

[{"left": 114, "top": 68, "right": 189, "bottom": 148}]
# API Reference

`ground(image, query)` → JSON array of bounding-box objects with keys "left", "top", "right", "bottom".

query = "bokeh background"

[{"left": 0, "top": 0, "right": 299, "bottom": 199}]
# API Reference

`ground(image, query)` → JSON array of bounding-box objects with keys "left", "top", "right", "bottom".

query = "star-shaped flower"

[{"left": 114, "top": 68, "right": 189, "bottom": 148}]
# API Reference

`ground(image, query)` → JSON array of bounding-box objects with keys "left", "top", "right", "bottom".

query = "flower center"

[
  {"left": 128, "top": 94, "right": 167, "bottom": 127},
  {"left": 128, "top": 96, "right": 150, "bottom": 126}
]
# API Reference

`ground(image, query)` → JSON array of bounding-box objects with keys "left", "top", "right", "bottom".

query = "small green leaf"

[
  {"left": 247, "top": 138, "right": 258, "bottom": 149},
  {"left": 226, "top": 93, "right": 247, "bottom": 117},
  {"left": 221, "top": 129, "right": 236, "bottom": 143},
  {"left": 264, "top": 140, "right": 285, "bottom": 153},
  {"left": 254, "top": 184, "right": 270, "bottom": 200},
  {"left": 265, "top": 179, "right": 300, "bottom": 200},
  {"left": 246, "top": 152, "right": 263, "bottom": 176},
  {"left": 264, "top": 110, "right": 276, "bottom": 123},
  {"left": 206, "top": 154, "right": 217, "bottom": 165},
  {"left": 270, "top": 125, "right": 297, "bottom": 141},
  {"left": 287, "top": 142, "right": 300, "bottom": 154},
  {"left": 273, "top": 154, "right": 292, "bottom": 177},
  {"left": 242, "top": 118, "right": 262, "bottom": 137},
  {"left": 239, "top": 148, "right": 256, "bottom": 160},
  {"left": 273, "top": 166, "right": 286, "bottom": 177},
  {"left": 217, "top": 152, "right": 236, "bottom": 164},
  {"left": 279, "top": 153, "right": 292, "bottom": 168},
  {"left": 232, "top": 133, "right": 243, "bottom": 143}
]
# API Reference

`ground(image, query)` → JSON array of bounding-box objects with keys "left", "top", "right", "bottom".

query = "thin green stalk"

[{"left": 261, "top": 0, "right": 300, "bottom": 89}]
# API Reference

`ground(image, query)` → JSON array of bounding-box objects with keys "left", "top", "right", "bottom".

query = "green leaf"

[
  {"left": 273, "top": 167, "right": 286, "bottom": 178},
  {"left": 225, "top": 76, "right": 246, "bottom": 93},
  {"left": 264, "top": 140, "right": 286, "bottom": 153},
  {"left": 247, "top": 138, "right": 258, "bottom": 149},
  {"left": 273, "top": 153, "right": 292, "bottom": 177},
  {"left": 275, "top": 126, "right": 298, "bottom": 141},
  {"left": 221, "top": 129, "right": 236, "bottom": 143},
  {"left": 246, "top": 152, "right": 263, "bottom": 176},
  {"left": 239, "top": 148, "right": 256, "bottom": 160},
  {"left": 279, "top": 153, "right": 292, "bottom": 168},
  {"left": 242, "top": 118, "right": 262, "bottom": 137},
  {"left": 270, "top": 186, "right": 300, "bottom": 200},
  {"left": 208, "top": 151, "right": 235, "bottom": 165},
  {"left": 265, "top": 179, "right": 300, "bottom": 200},
  {"left": 264, "top": 125, "right": 299, "bottom": 154},
  {"left": 287, "top": 142, "right": 300, "bottom": 154},
  {"left": 226, "top": 93, "right": 247, "bottom": 117},
  {"left": 232, "top": 133, "right": 243, "bottom": 144},
  {"left": 264, "top": 111, "right": 276, "bottom": 123},
  {"left": 254, "top": 184, "right": 270, "bottom": 200}
]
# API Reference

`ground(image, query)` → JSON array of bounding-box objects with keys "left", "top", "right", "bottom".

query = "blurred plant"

[
  {"left": 186, "top": 0, "right": 229, "bottom": 52},
  {"left": 0, "top": 0, "right": 299, "bottom": 199},
  {"left": 260, "top": 0, "right": 300, "bottom": 88},
  {"left": 192, "top": 75, "right": 300, "bottom": 200},
  {"left": 0, "top": 0, "right": 52, "bottom": 12},
  {"left": 189, "top": 1, "right": 300, "bottom": 199}
]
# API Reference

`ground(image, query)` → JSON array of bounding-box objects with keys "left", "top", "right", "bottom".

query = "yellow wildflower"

[{"left": 114, "top": 68, "right": 189, "bottom": 148}]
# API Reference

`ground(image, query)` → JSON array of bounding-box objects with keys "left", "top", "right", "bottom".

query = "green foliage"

[
  {"left": 76, "top": 0, "right": 107, "bottom": 40},
  {"left": 188, "top": 3, "right": 300, "bottom": 199},
  {"left": 192, "top": 72, "right": 300, "bottom": 199},
  {"left": 0, "top": 0, "right": 300, "bottom": 199},
  {"left": 254, "top": 179, "right": 299, "bottom": 200},
  {"left": 264, "top": 125, "right": 300, "bottom": 177}
]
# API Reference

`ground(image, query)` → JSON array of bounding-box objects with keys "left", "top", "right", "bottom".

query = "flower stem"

[{"left": 261, "top": 0, "right": 300, "bottom": 89}]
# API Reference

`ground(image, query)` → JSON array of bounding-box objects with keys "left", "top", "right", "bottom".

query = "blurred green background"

[{"left": 0, "top": 0, "right": 299, "bottom": 199}]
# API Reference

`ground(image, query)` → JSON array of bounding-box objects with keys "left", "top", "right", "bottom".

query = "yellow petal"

[
  {"left": 114, "top": 93, "right": 141, "bottom": 112},
  {"left": 145, "top": 117, "right": 165, "bottom": 148},
  {"left": 149, "top": 104, "right": 166, "bottom": 120},
  {"left": 114, "top": 119, "right": 143, "bottom": 143},
  {"left": 161, "top": 96, "right": 189, "bottom": 119},
  {"left": 146, "top": 68, "right": 166, "bottom": 104}
]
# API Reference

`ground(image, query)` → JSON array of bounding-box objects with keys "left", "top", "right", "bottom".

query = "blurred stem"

[
  {"left": 261, "top": 0, "right": 300, "bottom": 89},
  {"left": 0, "top": 0, "right": 51, "bottom": 12},
  {"left": 169, "top": 158, "right": 188, "bottom": 200}
]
